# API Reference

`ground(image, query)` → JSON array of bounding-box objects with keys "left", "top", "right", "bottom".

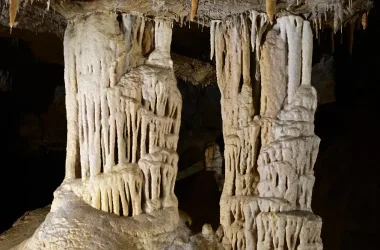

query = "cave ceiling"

[{"left": 0, "top": 0, "right": 373, "bottom": 39}]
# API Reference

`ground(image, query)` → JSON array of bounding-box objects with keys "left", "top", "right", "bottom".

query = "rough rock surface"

[
  {"left": 0, "top": 207, "right": 50, "bottom": 250},
  {"left": 212, "top": 12, "right": 322, "bottom": 250},
  {"left": 0, "top": 0, "right": 373, "bottom": 39},
  {"left": 9, "top": 11, "right": 189, "bottom": 250},
  {"left": 0, "top": 0, "right": 374, "bottom": 249}
]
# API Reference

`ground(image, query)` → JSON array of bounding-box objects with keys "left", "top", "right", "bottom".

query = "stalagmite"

[{"left": 211, "top": 11, "right": 322, "bottom": 250}]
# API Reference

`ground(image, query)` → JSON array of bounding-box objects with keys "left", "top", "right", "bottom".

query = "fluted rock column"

[
  {"left": 64, "top": 12, "right": 181, "bottom": 216},
  {"left": 16, "top": 12, "right": 186, "bottom": 250},
  {"left": 255, "top": 16, "right": 322, "bottom": 250},
  {"left": 212, "top": 12, "right": 323, "bottom": 250}
]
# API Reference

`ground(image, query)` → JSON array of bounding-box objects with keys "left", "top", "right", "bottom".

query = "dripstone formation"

[
  {"left": 0, "top": 0, "right": 373, "bottom": 249},
  {"left": 212, "top": 12, "right": 322, "bottom": 250},
  {"left": 14, "top": 12, "right": 189, "bottom": 250}
]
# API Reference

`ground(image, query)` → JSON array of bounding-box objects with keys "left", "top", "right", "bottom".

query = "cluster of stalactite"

[
  {"left": 210, "top": 11, "right": 267, "bottom": 199},
  {"left": 212, "top": 11, "right": 323, "bottom": 250},
  {"left": 310, "top": 1, "right": 371, "bottom": 55},
  {"left": 64, "top": 12, "right": 181, "bottom": 216}
]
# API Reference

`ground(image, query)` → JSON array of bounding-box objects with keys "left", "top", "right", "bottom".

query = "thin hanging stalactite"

[
  {"left": 190, "top": 0, "right": 199, "bottom": 21},
  {"left": 9, "top": 0, "right": 20, "bottom": 32},
  {"left": 266, "top": 0, "right": 276, "bottom": 24}
]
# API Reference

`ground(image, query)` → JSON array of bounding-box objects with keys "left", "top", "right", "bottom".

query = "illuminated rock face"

[
  {"left": 4, "top": 7, "right": 325, "bottom": 250},
  {"left": 212, "top": 12, "right": 323, "bottom": 250},
  {"left": 13, "top": 12, "right": 190, "bottom": 250},
  {"left": 64, "top": 12, "right": 181, "bottom": 216}
]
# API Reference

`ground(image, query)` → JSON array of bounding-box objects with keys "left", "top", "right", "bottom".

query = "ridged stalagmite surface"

[
  {"left": 64, "top": 12, "right": 181, "bottom": 216},
  {"left": 13, "top": 12, "right": 188, "bottom": 250},
  {"left": 212, "top": 12, "right": 323, "bottom": 250}
]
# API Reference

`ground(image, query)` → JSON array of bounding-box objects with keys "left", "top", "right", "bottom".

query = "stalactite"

[
  {"left": 361, "top": 12, "right": 368, "bottom": 30},
  {"left": 190, "top": 0, "right": 199, "bottom": 21},
  {"left": 331, "top": 29, "right": 335, "bottom": 53},
  {"left": 249, "top": 10, "right": 268, "bottom": 59},
  {"left": 210, "top": 20, "right": 220, "bottom": 60},
  {"left": 333, "top": 3, "right": 343, "bottom": 33},
  {"left": 312, "top": 2, "right": 345, "bottom": 34},
  {"left": 266, "top": 0, "right": 276, "bottom": 24},
  {"left": 9, "top": 0, "right": 20, "bottom": 30}
]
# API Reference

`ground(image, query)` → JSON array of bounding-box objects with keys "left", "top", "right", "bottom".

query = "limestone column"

[
  {"left": 63, "top": 12, "right": 182, "bottom": 216},
  {"left": 255, "top": 16, "right": 322, "bottom": 250},
  {"left": 212, "top": 12, "right": 323, "bottom": 250},
  {"left": 17, "top": 12, "right": 186, "bottom": 250}
]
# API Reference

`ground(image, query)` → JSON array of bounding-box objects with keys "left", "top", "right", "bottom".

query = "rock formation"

[
  {"left": 11, "top": 12, "right": 191, "bottom": 250},
  {"left": 212, "top": 12, "right": 322, "bottom": 250},
  {"left": 0, "top": 0, "right": 374, "bottom": 249}
]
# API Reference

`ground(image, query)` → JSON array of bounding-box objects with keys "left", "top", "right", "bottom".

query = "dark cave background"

[{"left": 0, "top": 4, "right": 379, "bottom": 249}]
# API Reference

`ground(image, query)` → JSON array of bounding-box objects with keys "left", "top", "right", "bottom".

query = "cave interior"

[{"left": 0, "top": 0, "right": 379, "bottom": 249}]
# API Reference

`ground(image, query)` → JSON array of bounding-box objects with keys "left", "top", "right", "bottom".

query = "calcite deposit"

[
  {"left": 212, "top": 12, "right": 322, "bottom": 250},
  {"left": 0, "top": 0, "right": 374, "bottom": 249},
  {"left": 7, "top": 12, "right": 189, "bottom": 250}
]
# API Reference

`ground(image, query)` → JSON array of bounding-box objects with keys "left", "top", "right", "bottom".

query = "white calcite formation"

[
  {"left": 3, "top": 8, "right": 326, "bottom": 250},
  {"left": 12, "top": 12, "right": 190, "bottom": 250},
  {"left": 64, "top": 12, "right": 181, "bottom": 216},
  {"left": 211, "top": 11, "right": 323, "bottom": 250},
  {"left": 63, "top": 12, "right": 181, "bottom": 216}
]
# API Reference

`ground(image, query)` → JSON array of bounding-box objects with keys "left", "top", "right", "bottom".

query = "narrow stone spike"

[
  {"left": 266, "top": 0, "right": 276, "bottom": 24},
  {"left": 9, "top": 0, "right": 19, "bottom": 30},
  {"left": 190, "top": 0, "right": 199, "bottom": 21},
  {"left": 361, "top": 12, "right": 368, "bottom": 30}
]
